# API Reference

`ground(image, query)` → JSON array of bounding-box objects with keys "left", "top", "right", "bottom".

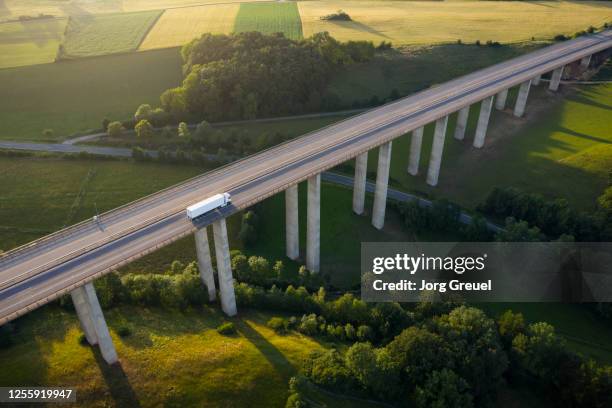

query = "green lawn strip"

[
  {"left": 234, "top": 2, "right": 303, "bottom": 40},
  {"left": 60, "top": 10, "right": 163, "bottom": 59},
  {"left": 0, "top": 48, "right": 182, "bottom": 142}
]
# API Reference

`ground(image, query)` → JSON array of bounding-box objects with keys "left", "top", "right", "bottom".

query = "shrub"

[
  {"left": 107, "top": 121, "right": 124, "bottom": 138},
  {"left": 356, "top": 325, "right": 374, "bottom": 342},
  {"left": 42, "top": 129, "right": 54, "bottom": 139},
  {"left": 320, "top": 10, "right": 351, "bottom": 21},
  {"left": 116, "top": 325, "right": 132, "bottom": 338},
  {"left": 554, "top": 34, "right": 568, "bottom": 41},
  {"left": 268, "top": 317, "right": 288, "bottom": 334},
  {"left": 217, "top": 322, "right": 236, "bottom": 335}
]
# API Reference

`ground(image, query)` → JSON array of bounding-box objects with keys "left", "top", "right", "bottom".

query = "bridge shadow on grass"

[
  {"left": 569, "top": 94, "right": 612, "bottom": 112},
  {"left": 236, "top": 318, "right": 294, "bottom": 378},
  {"left": 93, "top": 350, "right": 141, "bottom": 408},
  {"left": 556, "top": 126, "right": 612, "bottom": 145}
]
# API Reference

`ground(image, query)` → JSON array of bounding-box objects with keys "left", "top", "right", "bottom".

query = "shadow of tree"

[{"left": 328, "top": 20, "right": 390, "bottom": 39}]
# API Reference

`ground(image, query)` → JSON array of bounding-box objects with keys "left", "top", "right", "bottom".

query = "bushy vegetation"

[
  {"left": 478, "top": 187, "right": 612, "bottom": 241},
  {"left": 216, "top": 322, "right": 236, "bottom": 335},
  {"left": 160, "top": 32, "right": 376, "bottom": 122},
  {"left": 320, "top": 10, "right": 352, "bottom": 21}
]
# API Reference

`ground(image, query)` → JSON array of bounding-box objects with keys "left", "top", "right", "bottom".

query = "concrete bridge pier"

[
  {"left": 580, "top": 55, "right": 591, "bottom": 68},
  {"left": 285, "top": 185, "right": 299, "bottom": 260},
  {"left": 495, "top": 89, "right": 508, "bottom": 110},
  {"left": 549, "top": 66, "right": 565, "bottom": 91},
  {"left": 195, "top": 227, "right": 216, "bottom": 302},
  {"left": 352, "top": 152, "right": 368, "bottom": 214},
  {"left": 212, "top": 219, "right": 237, "bottom": 316},
  {"left": 533, "top": 74, "right": 542, "bottom": 86},
  {"left": 71, "top": 283, "right": 118, "bottom": 365},
  {"left": 513, "top": 80, "right": 532, "bottom": 118},
  {"left": 426, "top": 116, "right": 449, "bottom": 187},
  {"left": 473, "top": 96, "right": 494, "bottom": 148},
  {"left": 408, "top": 127, "right": 424, "bottom": 175},
  {"left": 306, "top": 174, "right": 321, "bottom": 273},
  {"left": 453, "top": 106, "right": 469, "bottom": 141},
  {"left": 372, "top": 141, "right": 392, "bottom": 229}
]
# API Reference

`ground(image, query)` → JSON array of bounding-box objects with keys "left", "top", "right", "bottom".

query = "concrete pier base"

[
  {"left": 408, "top": 127, "right": 424, "bottom": 174},
  {"left": 426, "top": 116, "right": 449, "bottom": 187},
  {"left": 195, "top": 227, "right": 216, "bottom": 301},
  {"left": 473, "top": 96, "right": 493, "bottom": 149},
  {"left": 495, "top": 89, "right": 508, "bottom": 110},
  {"left": 71, "top": 283, "right": 118, "bottom": 365},
  {"left": 513, "top": 80, "right": 532, "bottom": 118},
  {"left": 212, "top": 218, "right": 237, "bottom": 316},
  {"left": 285, "top": 185, "right": 299, "bottom": 259},
  {"left": 580, "top": 55, "right": 591, "bottom": 69},
  {"left": 533, "top": 74, "right": 542, "bottom": 86},
  {"left": 352, "top": 152, "right": 368, "bottom": 214},
  {"left": 372, "top": 141, "right": 392, "bottom": 229},
  {"left": 306, "top": 174, "right": 321, "bottom": 273},
  {"left": 549, "top": 66, "right": 564, "bottom": 91},
  {"left": 453, "top": 106, "right": 469, "bottom": 141}
]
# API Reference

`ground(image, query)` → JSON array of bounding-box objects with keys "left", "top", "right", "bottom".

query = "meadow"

[
  {"left": 298, "top": 1, "right": 612, "bottom": 45},
  {"left": 234, "top": 2, "right": 303, "bottom": 41},
  {"left": 60, "top": 10, "right": 162, "bottom": 58},
  {"left": 0, "top": 17, "right": 66, "bottom": 69},
  {"left": 0, "top": 305, "right": 378, "bottom": 407},
  {"left": 0, "top": 48, "right": 183, "bottom": 142},
  {"left": 139, "top": 4, "right": 240, "bottom": 50}
]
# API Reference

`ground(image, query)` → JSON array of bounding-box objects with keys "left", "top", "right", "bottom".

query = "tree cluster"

[{"left": 160, "top": 31, "right": 376, "bottom": 122}]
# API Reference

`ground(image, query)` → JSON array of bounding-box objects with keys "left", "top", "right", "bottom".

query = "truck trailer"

[{"left": 186, "top": 193, "right": 231, "bottom": 220}]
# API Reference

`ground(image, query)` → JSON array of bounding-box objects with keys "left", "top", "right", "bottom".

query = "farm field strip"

[
  {"left": 298, "top": 1, "right": 612, "bottom": 45},
  {"left": 60, "top": 10, "right": 163, "bottom": 59},
  {"left": 0, "top": 18, "right": 67, "bottom": 69},
  {"left": 234, "top": 2, "right": 303, "bottom": 40},
  {"left": 139, "top": 4, "right": 240, "bottom": 50}
]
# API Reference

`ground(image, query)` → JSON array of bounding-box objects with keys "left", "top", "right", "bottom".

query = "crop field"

[
  {"left": 139, "top": 4, "right": 240, "bottom": 51},
  {"left": 60, "top": 10, "right": 162, "bottom": 59},
  {"left": 0, "top": 17, "right": 66, "bottom": 69},
  {"left": 298, "top": 1, "right": 612, "bottom": 45},
  {"left": 234, "top": 2, "right": 303, "bottom": 41},
  {"left": 0, "top": 48, "right": 182, "bottom": 142}
]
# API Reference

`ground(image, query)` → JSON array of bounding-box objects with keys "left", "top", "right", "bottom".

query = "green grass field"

[
  {"left": 60, "top": 10, "right": 162, "bottom": 59},
  {"left": 234, "top": 2, "right": 303, "bottom": 41},
  {"left": 299, "top": 1, "right": 612, "bottom": 45},
  {"left": 0, "top": 17, "right": 66, "bottom": 69},
  {"left": 0, "top": 306, "right": 379, "bottom": 407},
  {"left": 0, "top": 48, "right": 182, "bottom": 142}
]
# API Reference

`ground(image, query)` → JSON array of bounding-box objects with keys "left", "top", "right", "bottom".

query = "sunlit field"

[
  {"left": 139, "top": 4, "right": 240, "bottom": 50},
  {"left": 299, "top": 1, "right": 612, "bottom": 45},
  {"left": 0, "top": 18, "right": 66, "bottom": 69}
]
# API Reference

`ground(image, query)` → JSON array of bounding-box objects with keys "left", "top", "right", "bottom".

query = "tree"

[
  {"left": 273, "top": 260, "right": 285, "bottom": 279},
  {"left": 248, "top": 256, "right": 270, "bottom": 280},
  {"left": 512, "top": 322, "right": 568, "bottom": 381},
  {"left": 414, "top": 369, "right": 473, "bottom": 408},
  {"left": 42, "top": 128, "right": 54, "bottom": 139},
  {"left": 135, "top": 119, "right": 154, "bottom": 138},
  {"left": 495, "top": 217, "right": 544, "bottom": 242},
  {"left": 178, "top": 122, "right": 191, "bottom": 139},
  {"left": 134, "top": 104, "right": 153, "bottom": 122},
  {"left": 106, "top": 121, "right": 124, "bottom": 138},
  {"left": 497, "top": 310, "right": 525, "bottom": 347}
]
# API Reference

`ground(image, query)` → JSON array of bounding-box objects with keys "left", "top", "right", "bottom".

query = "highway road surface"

[{"left": 1, "top": 31, "right": 611, "bottom": 325}]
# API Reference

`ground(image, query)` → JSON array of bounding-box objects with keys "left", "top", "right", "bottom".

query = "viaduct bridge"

[{"left": 1, "top": 31, "right": 611, "bottom": 364}]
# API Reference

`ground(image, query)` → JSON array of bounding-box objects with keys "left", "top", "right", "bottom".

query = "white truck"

[{"left": 186, "top": 193, "right": 231, "bottom": 220}]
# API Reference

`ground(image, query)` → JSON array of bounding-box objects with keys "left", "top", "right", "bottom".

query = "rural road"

[{"left": 1, "top": 31, "right": 610, "bottom": 325}]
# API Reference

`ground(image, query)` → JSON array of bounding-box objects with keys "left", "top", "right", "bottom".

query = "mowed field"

[
  {"left": 299, "top": 1, "right": 612, "bottom": 45},
  {"left": 140, "top": 4, "right": 240, "bottom": 50},
  {"left": 0, "top": 17, "right": 66, "bottom": 69},
  {"left": 234, "top": 2, "right": 303, "bottom": 40},
  {"left": 0, "top": 48, "right": 183, "bottom": 142},
  {"left": 60, "top": 10, "right": 162, "bottom": 58}
]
